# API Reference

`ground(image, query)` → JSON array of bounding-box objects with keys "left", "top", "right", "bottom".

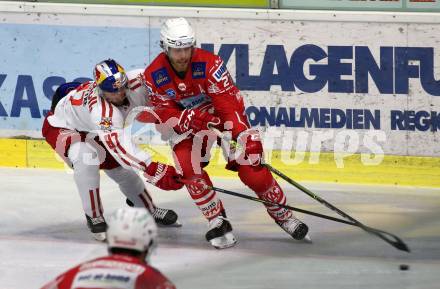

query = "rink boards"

[
  {"left": 1, "top": 2, "right": 440, "bottom": 186},
  {"left": 1, "top": 138, "right": 440, "bottom": 187}
]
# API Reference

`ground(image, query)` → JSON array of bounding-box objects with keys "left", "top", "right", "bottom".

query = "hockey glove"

[
  {"left": 237, "top": 129, "right": 263, "bottom": 166},
  {"left": 144, "top": 162, "right": 184, "bottom": 191},
  {"left": 176, "top": 109, "right": 220, "bottom": 134}
]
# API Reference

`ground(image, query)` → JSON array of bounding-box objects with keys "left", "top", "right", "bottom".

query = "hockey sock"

[
  {"left": 69, "top": 142, "right": 102, "bottom": 218},
  {"left": 185, "top": 171, "right": 224, "bottom": 220},
  {"left": 238, "top": 165, "right": 292, "bottom": 221}
]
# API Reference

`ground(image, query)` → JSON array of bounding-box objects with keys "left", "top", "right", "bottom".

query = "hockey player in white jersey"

[{"left": 42, "top": 59, "right": 184, "bottom": 241}]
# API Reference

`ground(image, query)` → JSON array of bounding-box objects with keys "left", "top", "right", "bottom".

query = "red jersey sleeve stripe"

[
  {"left": 104, "top": 133, "right": 143, "bottom": 171},
  {"left": 106, "top": 133, "right": 148, "bottom": 172},
  {"left": 89, "top": 99, "right": 98, "bottom": 107},
  {"left": 113, "top": 134, "right": 148, "bottom": 171},
  {"left": 108, "top": 142, "right": 141, "bottom": 170},
  {"left": 130, "top": 83, "right": 142, "bottom": 91}
]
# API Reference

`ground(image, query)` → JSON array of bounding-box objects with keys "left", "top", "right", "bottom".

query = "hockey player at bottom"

[
  {"left": 42, "top": 59, "right": 184, "bottom": 241},
  {"left": 39, "top": 207, "right": 176, "bottom": 289},
  {"left": 142, "top": 17, "right": 310, "bottom": 249}
]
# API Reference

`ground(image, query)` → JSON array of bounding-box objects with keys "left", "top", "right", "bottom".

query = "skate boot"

[
  {"left": 86, "top": 215, "right": 107, "bottom": 242},
  {"left": 126, "top": 199, "right": 181, "bottom": 227},
  {"left": 126, "top": 198, "right": 134, "bottom": 207},
  {"left": 152, "top": 207, "right": 182, "bottom": 227},
  {"left": 276, "top": 217, "right": 311, "bottom": 242},
  {"left": 205, "top": 213, "right": 237, "bottom": 249}
]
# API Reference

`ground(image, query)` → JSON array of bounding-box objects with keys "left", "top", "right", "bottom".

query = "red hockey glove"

[
  {"left": 237, "top": 129, "right": 263, "bottom": 166},
  {"left": 176, "top": 109, "right": 220, "bottom": 134},
  {"left": 144, "top": 162, "right": 184, "bottom": 191}
]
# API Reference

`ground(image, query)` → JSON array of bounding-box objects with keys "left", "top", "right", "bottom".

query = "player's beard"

[
  {"left": 172, "top": 59, "right": 189, "bottom": 73},
  {"left": 112, "top": 96, "right": 129, "bottom": 107},
  {"left": 103, "top": 90, "right": 127, "bottom": 106}
]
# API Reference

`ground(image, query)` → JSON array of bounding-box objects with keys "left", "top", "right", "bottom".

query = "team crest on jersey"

[
  {"left": 192, "top": 62, "right": 206, "bottom": 79},
  {"left": 165, "top": 88, "right": 176, "bottom": 99},
  {"left": 99, "top": 117, "right": 113, "bottom": 131},
  {"left": 213, "top": 62, "right": 227, "bottom": 82},
  {"left": 151, "top": 67, "right": 171, "bottom": 88},
  {"left": 208, "top": 81, "right": 221, "bottom": 94}
]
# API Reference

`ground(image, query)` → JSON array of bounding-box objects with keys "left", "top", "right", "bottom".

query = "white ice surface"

[{"left": 1, "top": 168, "right": 440, "bottom": 289}]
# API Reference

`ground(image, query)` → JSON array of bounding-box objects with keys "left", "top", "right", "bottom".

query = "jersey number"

[
  {"left": 104, "top": 132, "right": 118, "bottom": 150},
  {"left": 69, "top": 92, "right": 85, "bottom": 106},
  {"left": 69, "top": 84, "right": 91, "bottom": 106},
  {"left": 220, "top": 74, "right": 230, "bottom": 88}
]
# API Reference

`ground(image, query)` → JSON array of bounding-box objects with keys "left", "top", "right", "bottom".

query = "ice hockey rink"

[{"left": 1, "top": 167, "right": 440, "bottom": 289}]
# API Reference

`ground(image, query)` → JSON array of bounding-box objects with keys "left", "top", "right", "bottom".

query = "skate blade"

[
  {"left": 157, "top": 220, "right": 182, "bottom": 228},
  {"left": 302, "top": 234, "right": 312, "bottom": 243},
  {"left": 209, "top": 232, "right": 238, "bottom": 249},
  {"left": 92, "top": 232, "right": 106, "bottom": 242}
]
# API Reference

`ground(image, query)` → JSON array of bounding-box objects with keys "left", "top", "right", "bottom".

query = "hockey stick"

[
  {"left": 178, "top": 177, "right": 357, "bottom": 226},
  {"left": 264, "top": 165, "right": 410, "bottom": 252},
  {"left": 209, "top": 126, "right": 410, "bottom": 253}
]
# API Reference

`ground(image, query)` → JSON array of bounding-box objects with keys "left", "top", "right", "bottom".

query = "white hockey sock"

[
  {"left": 104, "top": 167, "right": 154, "bottom": 211},
  {"left": 68, "top": 142, "right": 102, "bottom": 218}
]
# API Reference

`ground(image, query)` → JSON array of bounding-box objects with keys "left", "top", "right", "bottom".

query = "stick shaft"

[
  {"left": 265, "top": 164, "right": 410, "bottom": 252},
  {"left": 177, "top": 177, "right": 354, "bottom": 225},
  {"left": 209, "top": 126, "right": 409, "bottom": 252},
  {"left": 211, "top": 186, "right": 355, "bottom": 226}
]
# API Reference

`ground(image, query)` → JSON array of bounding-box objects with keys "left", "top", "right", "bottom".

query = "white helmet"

[
  {"left": 160, "top": 17, "right": 196, "bottom": 52},
  {"left": 107, "top": 207, "right": 158, "bottom": 253}
]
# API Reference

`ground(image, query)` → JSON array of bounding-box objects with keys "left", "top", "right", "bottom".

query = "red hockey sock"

[
  {"left": 185, "top": 171, "right": 224, "bottom": 220},
  {"left": 238, "top": 165, "right": 292, "bottom": 221}
]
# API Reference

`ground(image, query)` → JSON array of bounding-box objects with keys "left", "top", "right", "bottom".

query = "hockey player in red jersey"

[
  {"left": 142, "top": 18, "right": 310, "bottom": 249},
  {"left": 40, "top": 207, "right": 176, "bottom": 289},
  {"left": 42, "top": 59, "right": 183, "bottom": 241}
]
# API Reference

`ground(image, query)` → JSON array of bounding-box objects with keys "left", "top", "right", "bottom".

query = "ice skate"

[
  {"left": 152, "top": 207, "right": 182, "bottom": 227},
  {"left": 205, "top": 214, "right": 237, "bottom": 249},
  {"left": 126, "top": 199, "right": 181, "bottom": 227},
  {"left": 86, "top": 215, "right": 107, "bottom": 241},
  {"left": 126, "top": 198, "right": 135, "bottom": 207},
  {"left": 277, "top": 217, "right": 311, "bottom": 242}
]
